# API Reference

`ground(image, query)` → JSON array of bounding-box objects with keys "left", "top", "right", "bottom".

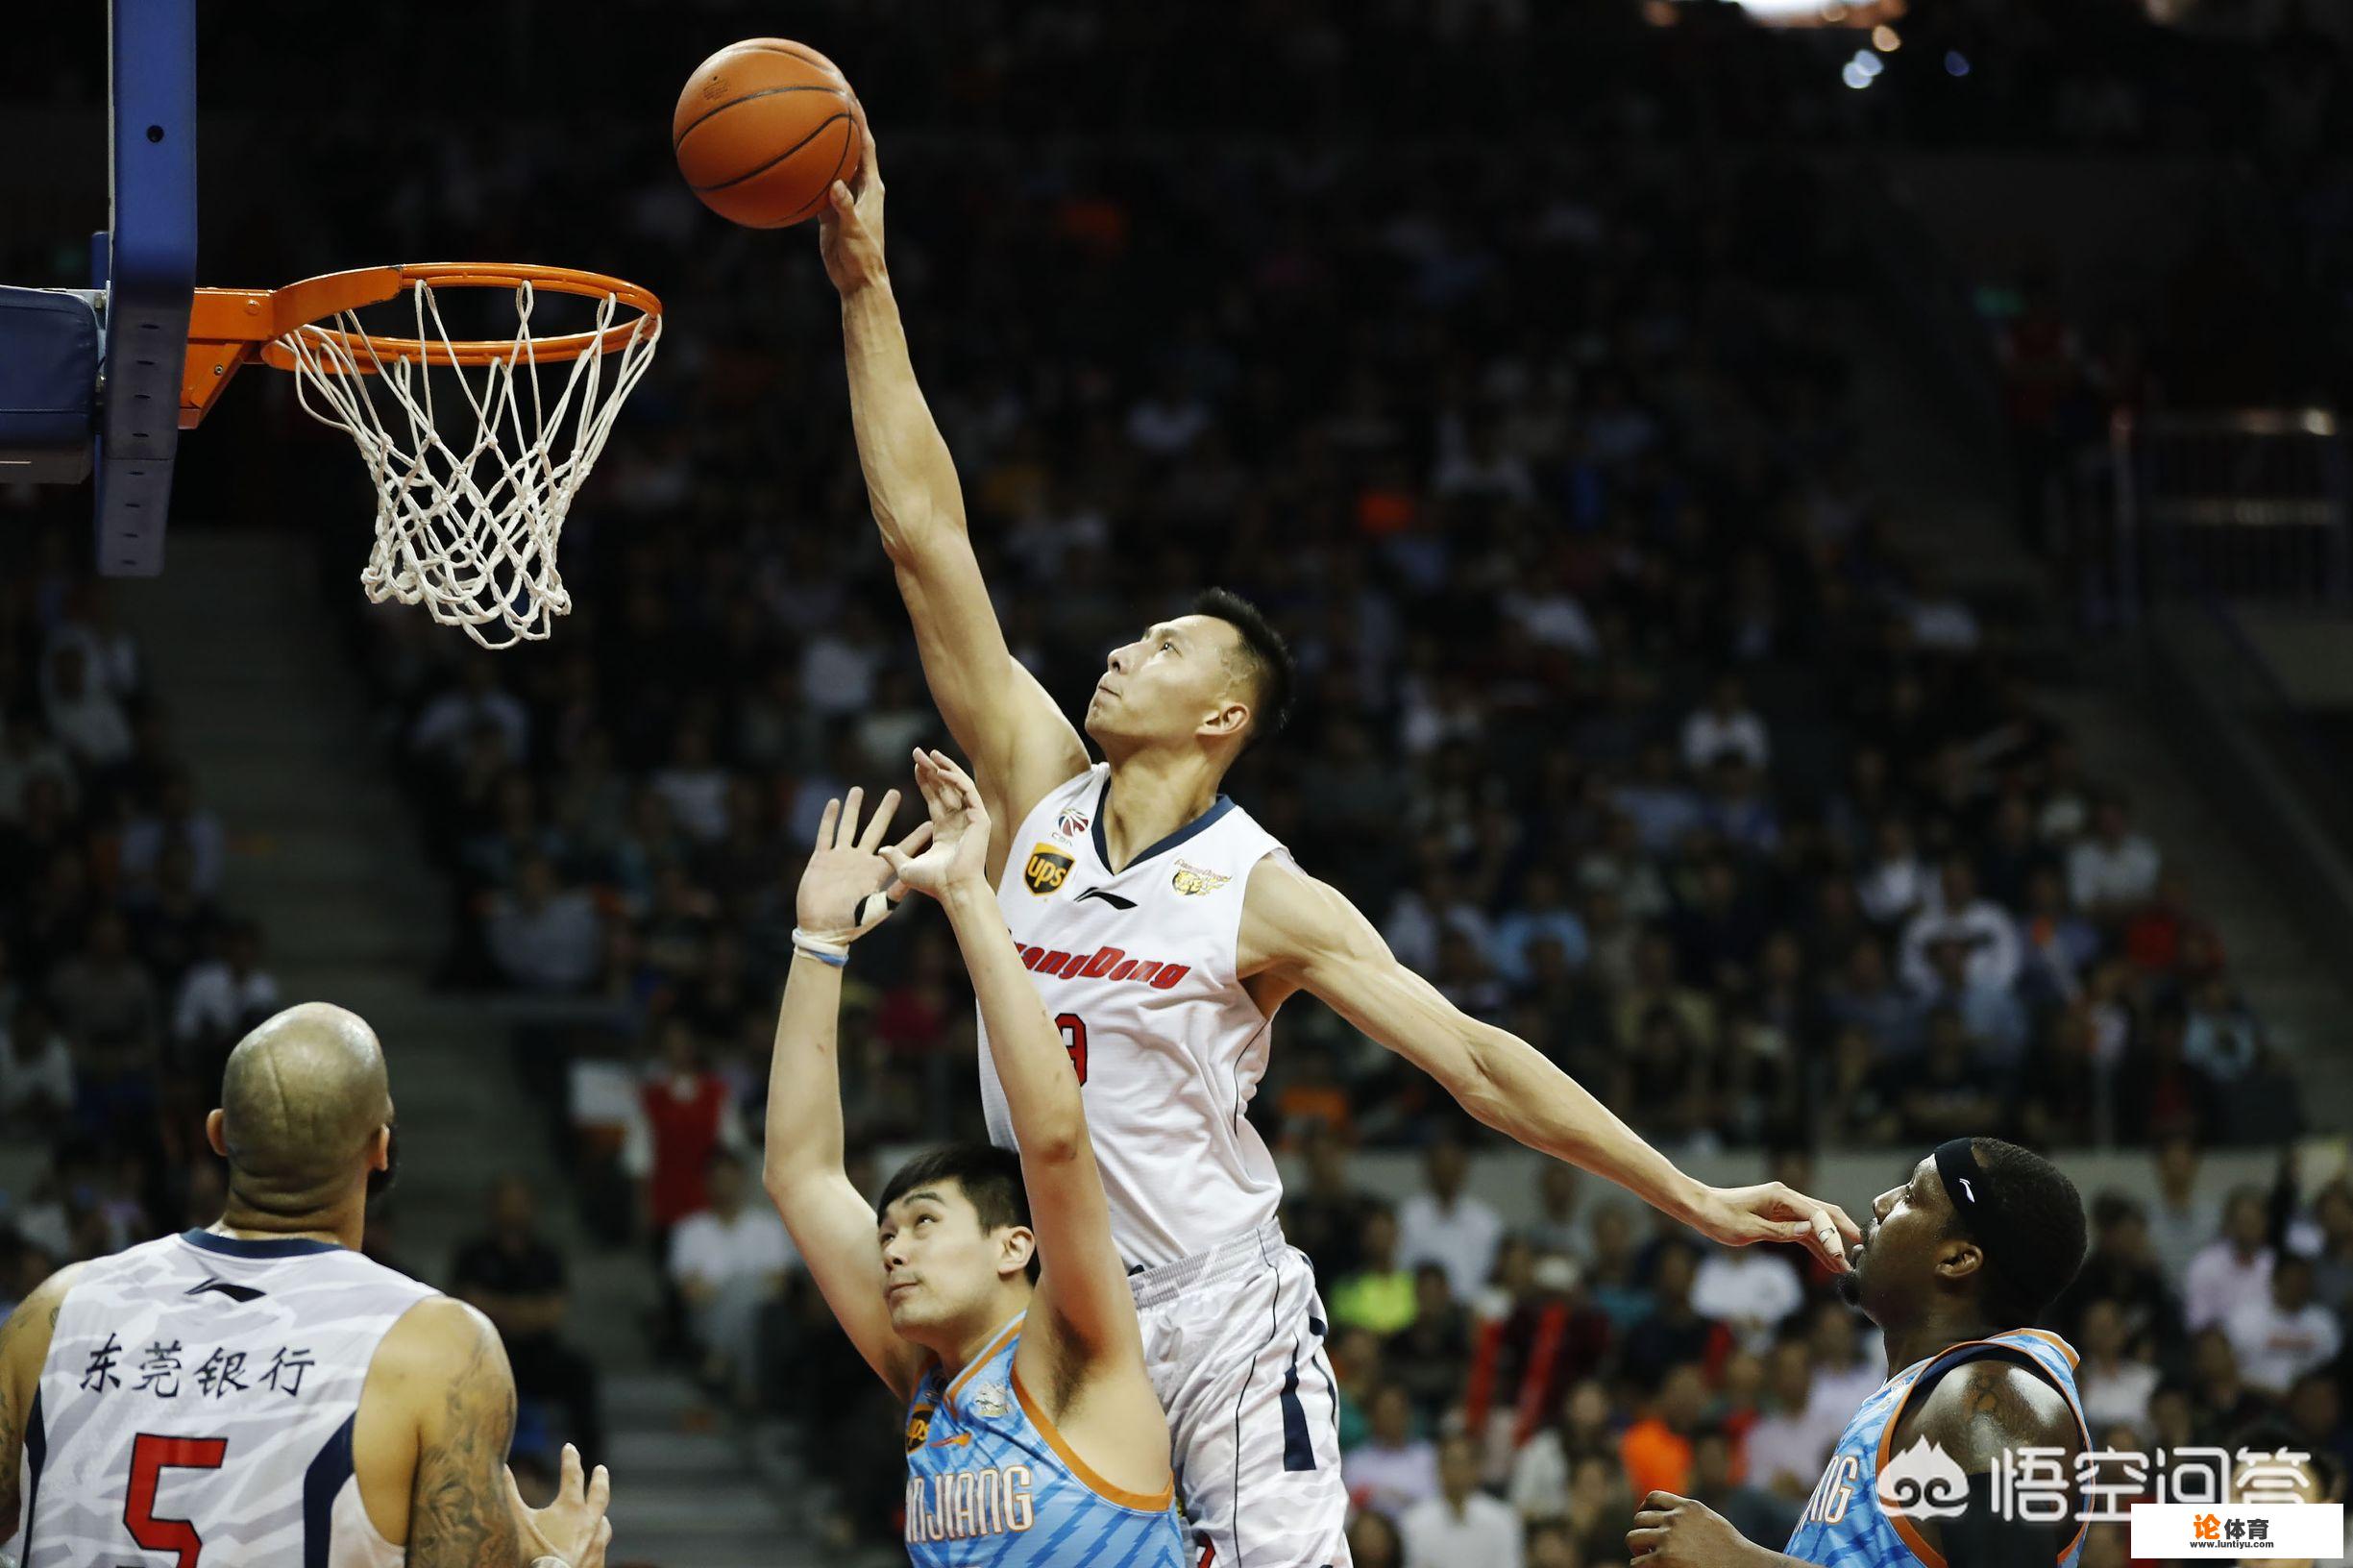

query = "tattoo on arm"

[
  {"left": 1905, "top": 1360, "right": 2081, "bottom": 1568},
  {"left": 0, "top": 1293, "right": 62, "bottom": 1546},
  {"left": 405, "top": 1325, "right": 523, "bottom": 1568}
]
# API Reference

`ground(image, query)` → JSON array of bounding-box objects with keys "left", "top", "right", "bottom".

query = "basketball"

[{"left": 673, "top": 38, "right": 863, "bottom": 230}]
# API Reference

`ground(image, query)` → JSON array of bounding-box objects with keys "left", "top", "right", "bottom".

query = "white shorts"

[{"left": 1131, "top": 1220, "right": 1352, "bottom": 1568}]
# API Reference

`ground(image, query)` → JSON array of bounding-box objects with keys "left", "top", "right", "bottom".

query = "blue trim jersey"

[
  {"left": 1785, "top": 1328, "right": 2091, "bottom": 1568},
  {"left": 901, "top": 1312, "right": 1187, "bottom": 1568}
]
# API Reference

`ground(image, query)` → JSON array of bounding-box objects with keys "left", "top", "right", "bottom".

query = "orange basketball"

[{"left": 674, "top": 39, "right": 864, "bottom": 230}]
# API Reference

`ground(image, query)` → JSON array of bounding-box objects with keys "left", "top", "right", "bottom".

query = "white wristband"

[{"left": 792, "top": 928, "right": 850, "bottom": 967}]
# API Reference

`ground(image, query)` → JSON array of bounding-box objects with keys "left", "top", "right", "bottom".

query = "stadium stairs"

[
  {"left": 116, "top": 528, "right": 816, "bottom": 1565},
  {"left": 1836, "top": 304, "right": 2353, "bottom": 1139}
]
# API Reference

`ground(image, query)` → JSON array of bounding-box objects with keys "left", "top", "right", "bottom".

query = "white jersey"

[
  {"left": 981, "top": 764, "right": 1288, "bottom": 1267},
  {"left": 18, "top": 1229, "right": 436, "bottom": 1568}
]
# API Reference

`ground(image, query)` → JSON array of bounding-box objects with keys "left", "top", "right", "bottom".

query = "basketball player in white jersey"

[
  {"left": 818, "top": 132, "right": 1862, "bottom": 1567},
  {"left": 0, "top": 1002, "right": 611, "bottom": 1568}
]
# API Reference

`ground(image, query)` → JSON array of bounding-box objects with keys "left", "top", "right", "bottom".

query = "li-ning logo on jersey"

[
  {"left": 1024, "top": 843, "right": 1074, "bottom": 895},
  {"left": 1877, "top": 1437, "right": 1971, "bottom": 1519},
  {"left": 1013, "top": 942, "right": 1190, "bottom": 991},
  {"left": 1170, "top": 859, "right": 1230, "bottom": 896}
]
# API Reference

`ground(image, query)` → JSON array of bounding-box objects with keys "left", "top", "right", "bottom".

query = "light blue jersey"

[
  {"left": 901, "top": 1312, "right": 1188, "bottom": 1567},
  {"left": 1785, "top": 1328, "right": 2091, "bottom": 1568}
]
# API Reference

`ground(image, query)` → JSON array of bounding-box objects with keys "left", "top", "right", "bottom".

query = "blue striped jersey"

[
  {"left": 1785, "top": 1328, "right": 2091, "bottom": 1568},
  {"left": 901, "top": 1312, "right": 1187, "bottom": 1568}
]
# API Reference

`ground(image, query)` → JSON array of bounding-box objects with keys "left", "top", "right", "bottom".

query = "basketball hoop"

[{"left": 183, "top": 263, "right": 663, "bottom": 648}]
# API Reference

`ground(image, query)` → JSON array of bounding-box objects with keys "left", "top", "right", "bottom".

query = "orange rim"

[{"left": 183, "top": 263, "right": 662, "bottom": 427}]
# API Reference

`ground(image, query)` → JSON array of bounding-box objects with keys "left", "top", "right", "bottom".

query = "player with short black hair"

[
  {"left": 874, "top": 1145, "right": 1041, "bottom": 1286},
  {"left": 817, "top": 125, "right": 1861, "bottom": 1568},
  {"left": 1630, "top": 1138, "right": 2094, "bottom": 1568},
  {"left": 761, "top": 767, "right": 1187, "bottom": 1565}
]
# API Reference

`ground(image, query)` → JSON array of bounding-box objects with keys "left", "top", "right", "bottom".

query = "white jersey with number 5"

[
  {"left": 20, "top": 1229, "right": 436, "bottom": 1568},
  {"left": 980, "top": 764, "right": 1289, "bottom": 1269}
]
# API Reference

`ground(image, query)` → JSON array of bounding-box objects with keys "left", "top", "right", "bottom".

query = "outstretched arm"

[
  {"left": 761, "top": 788, "right": 934, "bottom": 1403},
  {"left": 819, "top": 134, "right": 1089, "bottom": 858},
  {"left": 885, "top": 750, "right": 1140, "bottom": 1367},
  {"left": 1238, "top": 858, "right": 1862, "bottom": 1274}
]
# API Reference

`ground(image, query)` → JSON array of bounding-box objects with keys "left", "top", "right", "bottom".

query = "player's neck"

[
  {"left": 1881, "top": 1307, "right": 2007, "bottom": 1376},
  {"left": 212, "top": 1196, "right": 361, "bottom": 1253},
  {"left": 1099, "top": 748, "right": 1223, "bottom": 870},
  {"left": 931, "top": 1296, "right": 1030, "bottom": 1382}
]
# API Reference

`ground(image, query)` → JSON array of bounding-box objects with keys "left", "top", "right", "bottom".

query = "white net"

[{"left": 279, "top": 277, "right": 661, "bottom": 649}]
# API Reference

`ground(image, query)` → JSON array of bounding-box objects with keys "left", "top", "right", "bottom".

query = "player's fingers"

[
  {"left": 503, "top": 1465, "right": 529, "bottom": 1517},
  {"left": 816, "top": 796, "right": 840, "bottom": 852},
  {"left": 829, "top": 180, "right": 856, "bottom": 219},
  {"left": 894, "top": 821, "right": 936, "bottom": 859},
  {"left": 588, "top": 1462, "right": 611, "bottom": 1512},
  {"left": 840, "top": 786, "right": 867, "bottom": 848},
  {"left": 857, "top": 788, "right": 901, "bottom": 853},
  {"left": 559, "top": 1442, "right": 584, "bottom": 1498},
  {"left": 1826, "top": 1200, "right": 1864, "bottom": 1243}
]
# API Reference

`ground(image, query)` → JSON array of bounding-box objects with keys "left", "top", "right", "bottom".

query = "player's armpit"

[
  {"left": 396, "top": 1299, "right": 527, "bottom": 1568},
  {"left": 0, "top": 1262, "right": 81, "bottom": 1546}
]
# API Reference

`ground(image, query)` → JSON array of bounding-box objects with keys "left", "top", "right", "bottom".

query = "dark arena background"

[{"left": 4, "top": 2, "right": 2352, "bottom": 1565}]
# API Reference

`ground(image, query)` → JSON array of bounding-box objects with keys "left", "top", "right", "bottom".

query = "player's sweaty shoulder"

[
  {"left": 368, "top": 1295, "right": 503, "bottom": 1413},
  {"left": 353, "top": 1295, "right": 511, "bottom": 1550},
  {"left": 1238, "top": 854, "right": 1378, "bottom": 976},
  {"left": 0, "top": 1260, "right": 86, "bottom": 1387},
  {"left": 1903, "top": 1355, "right": 2079, "bottom": 1467}
]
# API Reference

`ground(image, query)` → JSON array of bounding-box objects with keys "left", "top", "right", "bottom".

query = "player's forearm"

[
  {"left": 841, "top": 282, "right": 968, "bottom": 563},
  {"left": 940, "top": 878, "right": 1085, "bottom": 1162},
  {"left": 762, "top": 955, "right": 851, "bottom": 1195},
  {"left": 1455, "top": 1019, "right": 1707, "bottom": 1226}
]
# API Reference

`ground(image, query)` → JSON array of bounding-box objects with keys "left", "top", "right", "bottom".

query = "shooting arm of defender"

[
  {"left": 1240, "top": 859, "right": 1862, "bottom": 1275},
  {"left": 393, "top": 1299, "right": 609, "bottom": 1568},
  {"left": 760, "top": 787, "right": 935, "bottom": 1403},
  {"left": 885, "top": 749, "right": 1140, "bottom": 1363},
  {"left": 818, "top": 130, "right": 1088, "bottom": 846}
]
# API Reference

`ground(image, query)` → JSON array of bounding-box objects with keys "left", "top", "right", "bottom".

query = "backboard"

[{"left": 0, "top": 0, "right": 194, "bottom": 576}]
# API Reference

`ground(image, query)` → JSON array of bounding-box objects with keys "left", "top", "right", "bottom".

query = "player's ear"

[
  {"left": 1937, "top": 1237, "right": 1987, "bottom": 1286},
  {"left": 204, "top": 1108, "right": 229, "bottom": 1159},
  {"left": 1199, "top": 698, "right": 1251, "bottom": 743},
  {"left": 999, "top": 1225, "right": 1037, "bottom": 1283}
]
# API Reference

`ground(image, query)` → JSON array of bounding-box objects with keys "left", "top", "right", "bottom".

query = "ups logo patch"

[
  {"left": 905, "top": 1401, "right": 935, "bottom": 1453},
  {"left": 1024, "top": 843, "right": 1074, "bottom": 896}
]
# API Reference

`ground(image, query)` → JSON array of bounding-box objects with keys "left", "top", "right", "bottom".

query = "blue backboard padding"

[
  {"left": 0, "top": 286, "right": 99, "bottom": 450},
  {"left": 94, "top": 0, "right": 198, "bottom": 576}
]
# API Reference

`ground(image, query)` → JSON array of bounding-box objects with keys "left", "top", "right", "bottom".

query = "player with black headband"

[{"left": 1630, "top": 1138, "right": 2094, "bottom": 1568}]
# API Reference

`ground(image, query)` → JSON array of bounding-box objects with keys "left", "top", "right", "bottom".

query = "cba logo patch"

[
  {"left": 1025, "top": 843, "right": 1074, "bottom": 895},
  {"left": 905, "top": 1401, "right": 935, "bottom": 1454},
  {"left": 1171, "top": 858, "right": 1231, "bottom": 896},
  {"left": 1056, "top": 806, "right": 1091, "bottom": 841}
]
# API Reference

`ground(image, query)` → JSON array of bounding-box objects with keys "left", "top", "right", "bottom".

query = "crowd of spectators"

[
  {"left": 0, "top": 527, "right": 287, "bottom": 1317},
  {"left": 7, "top": 1, "right": 2353, "bottom": 1558},
  {"left": 1311, "top": 1135, "right": 2351, "bottom": 1566}
]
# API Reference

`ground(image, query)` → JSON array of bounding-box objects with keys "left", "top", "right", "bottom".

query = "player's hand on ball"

[
  {"left": 1627, "top": 1491, "right": 1760, "bottom": 1565},
  {"left": 509, "top": 1443, "right": 613, "bottom": 1568},
  {"left": 1692, "top": 1181, "right": 1862, "bottom": 1275},
  {"left": 798, "top": 786, "right": 931, "bottom": 943},
  {"left": 883, "top": 747, "right": 993, "bottom": 897},
  {"left": 818, "top": 121, "right": 886, "bottom": 295}
]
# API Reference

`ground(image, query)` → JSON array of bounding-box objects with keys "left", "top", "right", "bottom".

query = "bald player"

[{"left": 0, "top": 1002, "right": 613, "bottom": 1568}]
